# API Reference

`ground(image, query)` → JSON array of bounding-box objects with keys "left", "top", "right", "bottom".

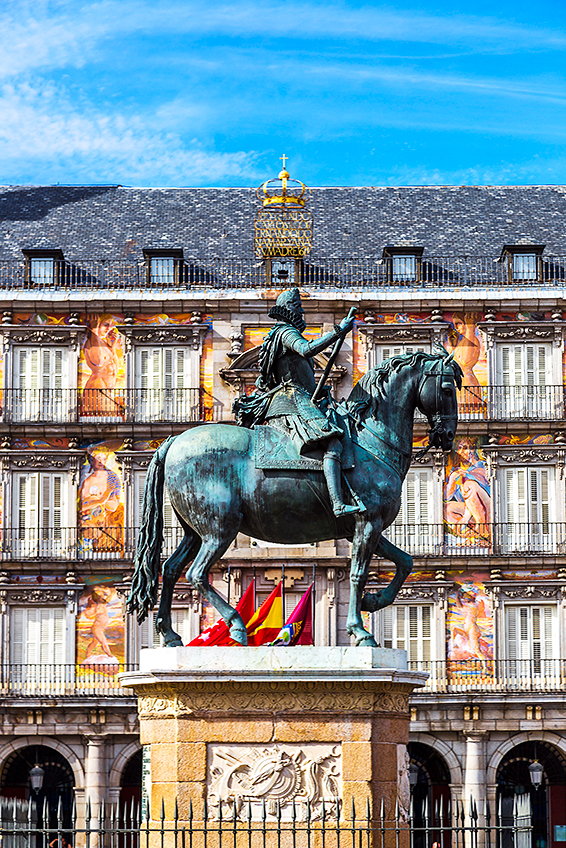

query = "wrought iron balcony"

[
  {"left": 0, "top": 526, "right": 185, "bottom": 560},
  {"left": 0, "top": 663, "right": 137, "bottom": 697},
  {"left": 408, "top": 658, "right": 566, "bottom": 693},
  {"left": 458, "top": 385, "right": 565, "bottom": 420},
  {"left": 1, "top": 255, "right": 566, "bottom": 290},
  {"left": 384, "top": 522, "right": 566, "bottom": 556},
  {"left": 1, "top": 388, "right": 220, "bottom": 424}
]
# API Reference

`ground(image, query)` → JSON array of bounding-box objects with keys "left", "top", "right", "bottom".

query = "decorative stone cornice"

[
  {"left": 358, "top": 322, "right": 446, "bottom": 348},
  {"left": 4, "top": 452, "right": 81, "bottom": 482},
  {"left": 1, "top": 326, "right": 85, "bottom": 353},
  {"left": 120, "top": 323, "right": 209, "bottom": 352},
  {"left": 478, "top": 320, "right": 566, "bottom": 349}
]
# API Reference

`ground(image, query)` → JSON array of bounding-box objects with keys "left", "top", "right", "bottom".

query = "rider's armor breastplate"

[{"left": 265, "top": 350, "right": 319, "bottom": 419}]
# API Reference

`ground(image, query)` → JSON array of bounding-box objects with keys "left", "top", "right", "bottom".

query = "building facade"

[{"left": 0, "top": 174, "right": 565, "bottom": 842}]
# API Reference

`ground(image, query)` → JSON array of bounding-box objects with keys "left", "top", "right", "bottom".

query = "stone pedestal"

[{"left": 122, "top": 647, "right": 425, "bottom": 842}]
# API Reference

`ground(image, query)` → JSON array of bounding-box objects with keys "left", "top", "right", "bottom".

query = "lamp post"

[
  {"left": 29, "top": 764, "right": 45, "bottom": 794},
  {"left": 528, "top": 760, "right": 544, "bottom": 788},
  {"left": 408, "top": 763, "right": 419, "bottom": 789}
]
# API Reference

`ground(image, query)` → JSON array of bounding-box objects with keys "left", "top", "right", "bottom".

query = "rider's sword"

[{"left": 311, "top": 306, "right": 357, "bottom": 404}]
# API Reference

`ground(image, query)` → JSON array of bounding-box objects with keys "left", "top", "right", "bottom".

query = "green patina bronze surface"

[{"left": 127, "top": 292, "right": 462, "bottom": 647}]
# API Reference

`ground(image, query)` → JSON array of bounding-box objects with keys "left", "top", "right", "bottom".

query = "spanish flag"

[
  {"left": 270, "top": 584, "right": 313, "bottom": 646},
  {"left": 247, "top": 581, "right": 284, "bottom": 646},
  {"left": 186, "top": 579, "right": 256, "bottom": 646}
]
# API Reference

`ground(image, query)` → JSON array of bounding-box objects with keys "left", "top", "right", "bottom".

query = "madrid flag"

[{"left": 270, "top": 584, "right": 313, "bottom": 646}]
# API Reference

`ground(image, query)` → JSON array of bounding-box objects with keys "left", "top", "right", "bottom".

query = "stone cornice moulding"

[
  {"left": 483, "top": 445, "right": 565, "bottom": 468},
  {"left": 4, "top": 452, "right": 81, "bottom": 482},
  {"left": 2, "top": 587, "right": 79, "bottom": 605},
  {"left": 478, "top": 320, "right": 566, "bottom": 349},
  {"left": 119, "top": 322, "right": 209, "bottom": 352},
  {"left": 357, "top": 321, "right": 447, "bottom": 348},
  {"left": 1, "top": 325, "right": 86, "bottom": 353}
]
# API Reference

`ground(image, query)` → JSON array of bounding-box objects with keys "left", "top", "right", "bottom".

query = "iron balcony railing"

[
  {"left": 384, "top": 522, "right": 566, "bottom": 556},
  {"left": 408, "top": 658, "right": 566, "bottom": 693},
  {"left": 0, "top": 663, "right": 138, "bottom": 697},
  {"left": 1, "top": 255, "right": 566, "bottom": 289},
  {"left": 4, "top": 523, "right": 565, "bottom": 560},
  {"left": 1, "top": 388, "right": 220, "bottom": 424},
  {"left": 458, "top": 384, "right": 565, "bottom": 420}
]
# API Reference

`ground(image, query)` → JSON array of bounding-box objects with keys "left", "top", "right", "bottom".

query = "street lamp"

[
  {"left": 29, "top": 765, "right": 44, "bottom": 793},
  {"left": 528, "top": 761, "right": 544, "bottom": 788},
  {"left": 408, "top": 763, "right": 420, "bottom": 789}
]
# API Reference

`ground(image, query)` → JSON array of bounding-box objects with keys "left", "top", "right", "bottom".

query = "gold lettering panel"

[{"left": 254, "top": 210, "right": 313, "bottom": 258}]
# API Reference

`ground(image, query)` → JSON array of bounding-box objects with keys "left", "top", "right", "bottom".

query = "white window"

[
  {"left": 140, "top": 608, "right": 191, "bottom": 648},
  {"left": 135, "top": 346, "right": 198, "bottom": 422},
  {"left": 368, "top": 343, "right": 429, "bottom": 374},
  {"left": 12, "top": 346, "right": 69, "bottom": 421},
  {"left": 512, "top": 253, "right": 537, "bottom": 281},
  {"left": 135, "top": 470, "right": 180, "bottom": 558},
  {"left": 495, "top": 343, "right": 553, "bottom": 418},
  {"left": 391, "top": 255, "right": 417, "bottom": 281},
  {"left": 269, "top": 258, "right": 296, "bottom": 286},
  {"left": 10, "top": 607, "right": 67, "bottom": 693},
  {"left": 150, "top": 257, "right": 176, "bottom": 286},
  {"left": 13, "top": 472, "right": 69, "bottom": 558},
  {"left": 385, "top": 468, "right": 438, "bottom": 554},
  {"left": 377, "top": 604, "right": 433, "bottom": 668},
  {"left": 30, "top": 258, "right": 55, "bottom": 286},
  {"left": 505, "top": 605, "right": 556, "bottom": 680},
  {"left": 500, "top": 467, "right": 554, "bottom": 553}
]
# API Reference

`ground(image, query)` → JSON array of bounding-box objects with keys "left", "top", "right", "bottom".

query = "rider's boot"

[{"left": 323, "top": 452, "right": 361, "bottom": 518}]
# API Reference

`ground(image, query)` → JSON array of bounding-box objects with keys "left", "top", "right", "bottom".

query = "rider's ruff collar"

[{"left": 268, "top": 304, "right": 307, "bottom": 332}]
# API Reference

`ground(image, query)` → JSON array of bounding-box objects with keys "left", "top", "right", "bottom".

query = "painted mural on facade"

[
  {"left": 76, "top": 579, "right": 125, "bottom": 667},
  {"left": 78, "top": 440, "right": 125, "bottom": 556},
  {"left": 444, "top": 437, "right": 491, "bottom": 547},
  {"left": 446, "top": 576, "right": 494, "bottom": 677},
  {"left": 78, "top": 315, "right": 126, "bottom": 417}
]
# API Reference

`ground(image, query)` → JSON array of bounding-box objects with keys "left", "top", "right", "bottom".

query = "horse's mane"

[{"left": 345, "top": 350, "right": 462, "bottom": 418}]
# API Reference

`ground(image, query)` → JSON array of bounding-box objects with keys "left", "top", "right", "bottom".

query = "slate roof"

[{"left": 1, "top": 184, "right": 566, "bottom": 260}]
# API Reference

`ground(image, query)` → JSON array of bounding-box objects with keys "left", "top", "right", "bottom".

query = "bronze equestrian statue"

[{"left": 128, "top": 289, "right": 462, "bottom": 647}]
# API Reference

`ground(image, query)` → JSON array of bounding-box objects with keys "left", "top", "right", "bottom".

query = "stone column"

[
  {"left": 122, "top": 646, "right": 426, "bottom": 848},
  {"left": 463, "top": 732, "right": 487, "bottom": 840},
  {"left": 85, "top": 735, "right": 107, "bottom": 815}
]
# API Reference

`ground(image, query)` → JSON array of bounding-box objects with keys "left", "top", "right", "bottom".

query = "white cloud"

[{"left": 0, "top": 82, "right": 259, "bottom": 185}]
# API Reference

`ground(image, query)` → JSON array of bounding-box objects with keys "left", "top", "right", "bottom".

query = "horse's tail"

[{"left": 127, "top": 435, "right": 177, "bottom": 623}]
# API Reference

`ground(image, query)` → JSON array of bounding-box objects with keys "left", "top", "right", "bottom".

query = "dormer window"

[
  {"left": 501, "top": 244, "right": 544, "bottom": 282},
  {"left": 383, "top": 246, "right": 423, "bottom": 283},
  {"left": 143, "top": 248, "right": 183, "bottom": 287},
  {"left": 268, "top": 257, "right": 298, "bottom": 286},
  {"left": 22, "top": 248, "right": 64, "bottom": 287}
]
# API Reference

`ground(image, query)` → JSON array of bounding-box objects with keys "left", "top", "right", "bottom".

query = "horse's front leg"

[
  {"left": 346, "top": 521, "right": 381, "bottom": 647},
  {"left": 155, "top": 534, "right": 201, "bottom": 646},
  {"left": 360, "top": 535, "right": 412, "bottom": 613}
]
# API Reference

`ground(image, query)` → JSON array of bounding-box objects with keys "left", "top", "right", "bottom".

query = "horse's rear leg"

[
  {"left": 360, "top": 535, "right": 412, "bottom": 613},
  {"left": 155, "top": 532, "right": 201, "bottom": 646},
  {"left": 187, "top": 534, "right": 247, "bottom": 645}
]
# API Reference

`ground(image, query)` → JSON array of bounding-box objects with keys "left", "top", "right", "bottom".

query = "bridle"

[{"left": 413, "top": 355, "right": 459, "bottom": 460}]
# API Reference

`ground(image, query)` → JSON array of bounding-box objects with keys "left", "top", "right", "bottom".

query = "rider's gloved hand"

[{"left": 338, "top": 314, "right": 356, "bottom": 333}]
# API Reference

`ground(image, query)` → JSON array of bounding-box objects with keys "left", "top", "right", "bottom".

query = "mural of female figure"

[
  {"left": 445, "top": 439, "right": 491, "bottom": 543},
  {"left": 81, "top": 315, "right": 124, "bottom": 416},
  {"left": 82, "top": 585, "right": 117, "bottom": 662},
  {"left": 447, "top": 313, "right": 484, "bottom": 413},
  {"left": 449, "top": 584, "right": 493, "bottom": 671},
  {"left": 79, "top": 447, "right": 124, "bottom": 553}
]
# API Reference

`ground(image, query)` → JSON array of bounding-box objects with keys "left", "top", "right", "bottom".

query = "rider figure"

[{"left": 234, "top": 288, "right": 360, "bottom": 518}]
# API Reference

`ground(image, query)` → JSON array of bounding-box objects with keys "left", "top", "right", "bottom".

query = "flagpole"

[
  {"left": 227, "top": 564, "right": 231, "bottom": 605},
  {"left": 312, "top": 562, "right": 316, "bottom": 645},
  {"left": 282, "top": 563, "right": 286, "bottom": 624}
]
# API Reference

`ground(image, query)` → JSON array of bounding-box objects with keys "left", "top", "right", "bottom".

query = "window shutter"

[
  {"left": 10, "top": 608, "right": 25, "bottom": 664},
  {"left": 382, "top": 606, "right": 394, "bottom": 649},
  {"left": 538, "top": 347, "right": 547, "bottom": 386},
  {"left": 506, "top": 606, "right": 518, "bottom": 662},
  {"left": 171, "top": 609, "right": 192, "bottom": 645},
  {"left": 381, "top": 605, "right": 432, "bottom": 664},
  {"left": 501, "top": 346, "right": 510, "bottom": 386},
  {"left": 164, "top": 349, "right": 174, "bottom": 391},
  {"left": 395, "top": 606, "right": 405, "bottom": 652},
  {"left": 407, "top": 606, "right": 419, "bottom": 663}
]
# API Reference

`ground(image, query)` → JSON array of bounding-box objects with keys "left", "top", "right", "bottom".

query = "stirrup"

[{"left": 332, "top": 501, "right": 361, "bottom": 518}]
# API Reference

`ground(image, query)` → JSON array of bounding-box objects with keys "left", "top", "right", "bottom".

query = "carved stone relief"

[{"left": 207, "top": 743, "right": 341, "bottom": 821}]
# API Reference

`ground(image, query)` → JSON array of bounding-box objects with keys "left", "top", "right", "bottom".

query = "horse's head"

[{"left": 416, "top": 348, "right": 462, "bottom": 452}]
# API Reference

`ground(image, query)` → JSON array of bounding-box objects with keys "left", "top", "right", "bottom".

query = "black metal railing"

[
  {"left": 407, "top": 658, "right": 566, "bottom": 693},
  {"left": 1, "top": 256, "right": 566, "bottom": 290},
  {"left": 1, "top": 388, "right": 220, "bottom": 423},
  {"left": 0, "top": 663, "right": 138, "bottom": 697},
  {"left": 458, "top": 385, "right": 565, "bottom": 420},
  {"left": 384, "top": 522, "right": 566, "bottom": 556},
  {"left": 3, "top": 522, "right": 564, "bottom": 561},
  {"left": 0, "top": 794, "right": 533, "bottom": 848}
]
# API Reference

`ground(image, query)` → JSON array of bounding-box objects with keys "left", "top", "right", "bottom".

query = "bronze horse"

[{"left": 128, "top": 349, "right": 461, "bottom": 646}]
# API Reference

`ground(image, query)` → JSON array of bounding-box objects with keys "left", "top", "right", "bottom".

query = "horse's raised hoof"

[
  {"left": 165, "top": 637, "right": 184, "bottom": 647},
  {"left": 230, "top": 622, "right": 248, "bottom": 646},
  {"left": 360, "top": 592, "right": 381, "bottom": 612},
  {"left": 356, "top": 633, "right": 378, "bottom": 647}
]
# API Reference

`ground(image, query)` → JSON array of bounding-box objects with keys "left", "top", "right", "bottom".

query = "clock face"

[{"left": 271, "top": 258, "right": 296, "bottom": 285}]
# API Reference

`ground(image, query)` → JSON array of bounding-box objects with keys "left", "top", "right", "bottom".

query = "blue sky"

[{"left": 2, "top": 0, "right": 566, "bottom": 187}]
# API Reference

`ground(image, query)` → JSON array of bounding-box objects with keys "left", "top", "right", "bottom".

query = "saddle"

[{"left": 253, "top": 423, "right": 355, "bottom": 471}]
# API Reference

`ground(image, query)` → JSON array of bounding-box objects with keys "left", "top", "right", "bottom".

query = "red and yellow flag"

[
  {"left": 247, "top": 581, "right": 284, "bottom": 646},
  {"left": 187, "top": 579, "right": 256, "bottom": 646}
]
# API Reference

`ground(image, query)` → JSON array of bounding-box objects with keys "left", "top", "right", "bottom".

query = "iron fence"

[
  {"left": 0, "top": 796, "right": 534, "bottom": 848},
  {"left": 407, "top": 658, "right": 566, "bottom": 693},
  {"left": 457, "top": 385, "right": 565, "bottom": 420},
  {"left": 384, "top": 522, "right": 566, "bottom": 556},
  {"left": 0, "top": 388, "right": 219, "bottom": 424},
  {"left": 1, "top": 256, "right": 566, "bottom": 290}
]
